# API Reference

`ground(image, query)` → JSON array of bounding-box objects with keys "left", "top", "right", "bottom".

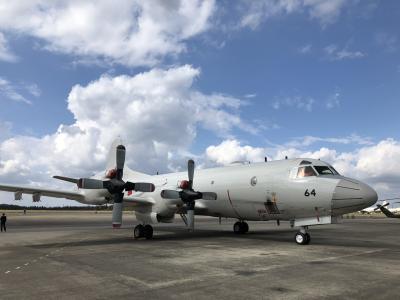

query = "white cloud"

[
  {"left": 0, "top": 1, "right": 216, "bottom": 67},
  {"left": 0, "top": 77, "right": 31, "bottom": 104},
  {"left": 205, "top": 137, "right": 400, "bottom": 199},
  {"left": 0, "top": 77, "right": 42, "bottom": 104},
  {"left": 0, "top": 65, "right": 253, "bottom": 194},
  {"left": 326, "top": 91, "right": 340, "bottom": 109},
  {"left": 26, "top": 83, "right": 41, "bottom": 97},
  {"left": 239, "top": 0, "right": 349, "bottom": 30},
  {"left": 286, "top": 134, "right": 373, "bottom": 148},
  {"left": 324, "top": 44, "right": 366, "bottom": 61},
  {"left": 299, "top": 44, "right": 312, "bottom": 54},
  {"left": 272, "top": 95, "right": 314, "bottom": 112},
  {"left": 0, "top": 121, "right": 12, "bottom": 142},
  {"left": 206, "top": 139, "right": 266, "bottom": 165},
  {"left": 0, "top": 32, "right": 18, "bottom": 62}
]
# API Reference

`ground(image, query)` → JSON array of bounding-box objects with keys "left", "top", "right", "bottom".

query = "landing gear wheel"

[
  {"left": 295, "top": 232, "right": 310, "bottom": 245},
  {"left": 134, "top": 224, "right": 144, "bottom": 239},
  {"left": 233, "top": 221, "right": 248, "bottom": 234},
  {"left": 233, "top": 222, "right": 242, "bottom": 234},
  {"left": 304, "top": 233, "right": 311, "bottom": 245},
  {"left": 242, "top": 222, "right": 249, "bottom": 233},
  {"left": 144, "top": 225, "right": 153, "bottom": 239}
]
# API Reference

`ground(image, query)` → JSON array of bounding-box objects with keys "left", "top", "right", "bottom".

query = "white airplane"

[{"left": 0, "top": 140, "right": 377, "bottom": 245}]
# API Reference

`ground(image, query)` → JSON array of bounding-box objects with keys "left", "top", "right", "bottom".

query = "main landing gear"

[
  {"left": 233, "top": 221, "right": 249, "bottom": 234},
  {"left": 134, "top": 224, "right": 153, "bottom": 239},
  {"left": 294, "top": 226, "right": 310, "bottom": 245}
]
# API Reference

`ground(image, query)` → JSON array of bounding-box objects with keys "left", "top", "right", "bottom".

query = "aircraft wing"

[
  {"left": 123, "top": 196, "right": 155, "bottom": 206},
  {"left": 0, "top": 183, "right": 84, "bottom": 202}
]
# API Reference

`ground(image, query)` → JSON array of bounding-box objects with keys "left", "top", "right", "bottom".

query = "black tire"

[
  {"left": 134, "top": 224, "right": 144, "bottom": 238},
  {"left": 233, "top": 222, "right": 242, "bottom": 234},
  {"left": 144, "top": 225, "right": 153, "bottom": 239},
  {"left": 304, "top": 233, "right": 311, "bottom": 245},
  {"left": 242, "top": 222, "right": 249, "bottom": 233},
  {"left": 294, "top": 232, "right": 308, "bottom": 245}
]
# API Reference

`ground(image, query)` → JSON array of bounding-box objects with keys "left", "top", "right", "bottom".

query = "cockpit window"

[
  {"left": 297, "top": 166, "right": 317, "bottom": 178},
  {"left": 314, "top": 165, "right": 334, "bottom": 175},
  {"left": 329, "top": 166, "right": 340, "bottom": 175},
  {"left": 300, "top": 160, "right": 312, "bottom": 165}
]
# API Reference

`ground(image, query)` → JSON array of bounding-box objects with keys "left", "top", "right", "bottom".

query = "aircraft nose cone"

[
  {"left": 359, "top": 182, "right": 378, "bottom": 208},
  {"left": 332, "top": 178, "right": 378, "bottom": 215}
]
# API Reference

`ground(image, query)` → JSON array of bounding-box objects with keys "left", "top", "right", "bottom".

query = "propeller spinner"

[{"left": 160, "top": 159, "right": 217, "bottom": 231}]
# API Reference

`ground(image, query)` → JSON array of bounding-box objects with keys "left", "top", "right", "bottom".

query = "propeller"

[
  {"left": 76, "top": 145, "right": 155, "bottom": 228},
  {"left": 160, "top": 159, "right": 217, "bottom": 231},
  {"left": 374, "top": 202, "right": 390, "bottom": 211},
  {"left": 373, "top": 198, "right": 400, "bottom": 211}
]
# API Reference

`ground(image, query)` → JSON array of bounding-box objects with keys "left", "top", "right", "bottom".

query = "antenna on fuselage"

[
  {"left": 285, "top": 156, "right": 288, "bottom": 160},
  {"left": 264, "top": 157, "right": 267, "bottom": 162}
]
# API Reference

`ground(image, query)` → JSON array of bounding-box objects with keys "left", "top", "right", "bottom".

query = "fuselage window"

[
  {"left": 314, "top": 165, "right": 334, "bottom": 175},
  {"left": 297, "top": 166, "right": 316, "bottom": 178}
]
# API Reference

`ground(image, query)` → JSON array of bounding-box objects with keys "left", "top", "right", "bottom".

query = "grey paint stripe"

[{"left": 336, "top": 186, "right": 360, "bottom": 191}]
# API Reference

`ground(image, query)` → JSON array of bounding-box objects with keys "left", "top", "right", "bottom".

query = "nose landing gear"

[{"left": 295, "top": 226, "right": 310, "bottom": 245}]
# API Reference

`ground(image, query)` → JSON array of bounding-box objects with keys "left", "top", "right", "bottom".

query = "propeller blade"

[
  {"left": 116, "top": 145, "right": 125, "bottom": 180},
  {"left": 53, "top": 176, "right": 78, "bottom": 184},
  {"left": 201, "top": 192, "right": 217, "bottom": 200},
  {"left": 160, "top": 190, "right": 181, "bottom": 199},
  {"left": 188, "top": 159, "right": 194, "bottom": 189},
  {"left": 124, "top": 182, "right": 155, "bottom": 193},
  {"left": 112, "top": 193, "right": 124, "bottom": 228},
  {"left": 116, "top": 145, "right": 126, "bottom": 170},
  {"left": 186, "top": 201, "right": 195, "bottom": 231},
  {"left": 187, "top": 209, "right": 195, "bottom": 231},
  {"left": 78, "top": 178, "right": 105, "bottom": 189}
]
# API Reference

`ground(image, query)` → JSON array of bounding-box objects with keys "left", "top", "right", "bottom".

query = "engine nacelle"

[
  {"left": 135, "top": 212, "right": 158, "bottom": 224},
  {"left": 32, "top": 192, "right": 41, "bottom": 202},
  {"left": 135, "top": 212, "right": 175, "bottom": 224},
  {"left": 14, "top": 191, "right": 22, "bottom": 201}
]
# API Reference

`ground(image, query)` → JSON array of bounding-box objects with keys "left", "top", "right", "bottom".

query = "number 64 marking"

[{"left": 304, "top": 189, "right": 316, "bottom": 197}]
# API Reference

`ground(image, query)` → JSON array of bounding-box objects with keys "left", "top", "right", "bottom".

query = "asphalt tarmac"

[{"left": 0, "top": 211, "right": 399, "bottom": 300}]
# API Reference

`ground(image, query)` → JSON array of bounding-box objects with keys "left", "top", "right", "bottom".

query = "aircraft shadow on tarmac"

[{"left": 27, "top": 226, "right": 397, "bottom": 250}]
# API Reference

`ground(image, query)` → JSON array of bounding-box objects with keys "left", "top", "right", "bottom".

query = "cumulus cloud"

[
  {"left": 0, "top": 65, "right": 253, "bottom": 190},
  {"left": 0, "top": 32, "right": 18, "bottom": 62},
  {"left": 206, "top": 140, "right": 266, "bottom": 165},
  {"left": 205, "top": 138, "right": 400, "bottom": 199},
  {"left": 0, "top": 1, "right": 216, "bottom": 67},
  {"left": 239, "top": 0, "right": 349, "bottom": 29}
]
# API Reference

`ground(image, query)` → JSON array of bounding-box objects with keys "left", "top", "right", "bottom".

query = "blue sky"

[{"left": 0, "top": 1, "right": 399, "bottom": 206}]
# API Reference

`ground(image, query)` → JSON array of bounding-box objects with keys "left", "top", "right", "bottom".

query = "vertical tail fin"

[{"left": 105, "top": 138, "right": 151, "bottom": 179}]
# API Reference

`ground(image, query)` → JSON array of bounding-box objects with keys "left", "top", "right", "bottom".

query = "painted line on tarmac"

[
  {"left": 15, "top": 266, "right": 20, "bottom": 270},
  {"left": 5, "top": 270, "right": 10, "bottom": 274}
]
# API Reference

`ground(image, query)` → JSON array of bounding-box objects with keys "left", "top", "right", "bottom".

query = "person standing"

[{"left": 0, "top": 213, "right": 6, "bottom": 232}]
